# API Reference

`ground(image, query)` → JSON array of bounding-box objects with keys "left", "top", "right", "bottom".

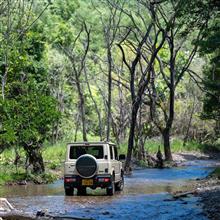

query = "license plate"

[{"left": 82, "top": 179, "right": 93, "bottom": 186}]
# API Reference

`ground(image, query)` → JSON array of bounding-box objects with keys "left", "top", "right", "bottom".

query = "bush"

[{"left": 48, "top": 161, "right": 61, "bottom": 170}]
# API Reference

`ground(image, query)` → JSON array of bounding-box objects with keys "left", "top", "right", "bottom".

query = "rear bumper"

[{"left": 64, "top": 174, "right": 112, "bottom": 189}]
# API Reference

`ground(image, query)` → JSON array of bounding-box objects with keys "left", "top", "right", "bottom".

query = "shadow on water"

[{"left": 0, "top": 160, "right": 217, "bottom": 220}]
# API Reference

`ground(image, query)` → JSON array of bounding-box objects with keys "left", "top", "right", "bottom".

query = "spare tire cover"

[{"left": 76, "top": 155, "right": 97, "bottom": 178}]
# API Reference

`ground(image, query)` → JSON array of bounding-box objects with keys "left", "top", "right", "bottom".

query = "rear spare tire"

[{"left": 76, "top": 154, "right": 98, "bottom": 178}]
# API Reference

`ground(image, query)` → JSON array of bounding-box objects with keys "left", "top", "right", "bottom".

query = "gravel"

[{"left": 200, "top": 186, "right": 220, "bottom": 220}]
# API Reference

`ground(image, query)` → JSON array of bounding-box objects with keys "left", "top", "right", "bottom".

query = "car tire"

[
  {"left": 106, "top": 175, "right": 115, "bottom": 196},
  {"left": 116, "top": 173, "right": 124, "bottom": 191},
  {"left": 77, "top": 187, "right": 87, "bottom": 196},
  {"left": 65, "top": 188, "right": 74, "bottom": 196}
]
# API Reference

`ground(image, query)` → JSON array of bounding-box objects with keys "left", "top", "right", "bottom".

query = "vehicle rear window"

[{"left": 69, "top": 145, "right": 104, "bottom": 159}]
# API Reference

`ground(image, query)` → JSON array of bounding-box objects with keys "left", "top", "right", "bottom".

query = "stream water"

[{"left": 0, "top": 160, "right": 217, "bottom": 220}]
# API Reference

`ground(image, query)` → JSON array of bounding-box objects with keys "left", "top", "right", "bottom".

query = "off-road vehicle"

[{"left": 64, "top": 142, "right": 125, "bottom": 196}]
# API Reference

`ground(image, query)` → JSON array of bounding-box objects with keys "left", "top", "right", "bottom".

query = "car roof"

[{"left": 67, "top": 141, "right": 117, "bottom": 147}]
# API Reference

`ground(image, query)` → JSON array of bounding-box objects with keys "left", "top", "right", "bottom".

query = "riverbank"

[
  {"left": 1, "top": 150, "right": 219, "bottom": 186},
  {"left": 2, "top": 152, "right": 218, "bottom": 188},
  {"left": 172, "top": 167, "right": 220, "bottom": 220},
  {"left": 132, "top": 151, "right": 216, "bottom": 170},
  {"left": 200, "top": 187, "right": 220, "bottom": 220},
  {"left": 199, "top": 168, "right": 220, "bottom": 220}
]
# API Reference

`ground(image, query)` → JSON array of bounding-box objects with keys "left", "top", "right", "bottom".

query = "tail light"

[
  {"left": 64, "top": 177, "right": 76, "bottom": 183},
  {"left": 104, "top": 178, "right": 110, "bottom": 182},
  {"left": 98, "top": 177, "right": 110, "bottom": 182}
]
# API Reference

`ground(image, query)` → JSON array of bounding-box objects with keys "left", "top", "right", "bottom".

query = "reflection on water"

[
  {"left": 0, "top": 160, "right": 216, "bottom": 220},
  {"left": 0, "top": 160, "right": 214, "bottom": 197},
  {"left": 7, "top": 194, "right": 208, "bottom": 220}
]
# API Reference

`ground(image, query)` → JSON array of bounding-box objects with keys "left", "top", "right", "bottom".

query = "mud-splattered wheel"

[
  {"left": 65, "top": 188, "right": 74, "bottom": 196},
  {"left": 106, "top": 175, "right": 115, "bottom": 196},
  {"left": 116, "top": 173, "right": 124, "bottom": 191}
]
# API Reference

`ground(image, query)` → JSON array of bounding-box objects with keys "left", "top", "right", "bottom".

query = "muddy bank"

[
  {"left": 171, "top": 169, "right": 220, "bottom": 220},
  {"left": 198, "top": 172, "right": 220, "bottom": 220},
  {"left": 193, "top": 178, "right": 220, "bottom": 220},
  {"left": 200, "top": 187, "right": 220, "bottom": 220}
]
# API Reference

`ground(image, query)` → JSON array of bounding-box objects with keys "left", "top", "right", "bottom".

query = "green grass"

[
  {"left": 0, "top": 172, "right": 26, "bottom": 185},
  {"left": 0, "top": 171, "right": 58, "bottom": 185},
  {"left": 43, "top": 135, "right": 218, "bottom": 160},
  {"left": 0, "top": 145, "right": 62, "bottom": 185},
  {"left": 43, "top": 142, "right": 66, "bottom": 162},
  {"left": 118, "top": 138, "right": 204, "bottom": 155}
]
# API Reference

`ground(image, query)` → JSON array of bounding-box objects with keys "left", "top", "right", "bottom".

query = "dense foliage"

[
  {"left": 0, "top": 0, "right": 219, "bottom": 173},
  {"left": 201, "top": 17, "right": 220, "bottom": 138}
]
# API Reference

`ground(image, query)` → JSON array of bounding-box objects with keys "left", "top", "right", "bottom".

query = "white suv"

[{"left": 64, "top": 142, "right": 125, "bottom": 196}]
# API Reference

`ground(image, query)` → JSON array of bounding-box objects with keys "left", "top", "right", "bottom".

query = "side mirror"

[
  {"left": 104, "top": 155, "right": 108, "bottom": 160},
  {"left": 119, "top": 154, "right": 126, "bottom": 160}
]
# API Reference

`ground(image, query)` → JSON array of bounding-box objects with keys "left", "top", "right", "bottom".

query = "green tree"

[
  {"left": 0, "top": 21, "right": 60, "bottom": 174},
  {"left": 201, "top": 17, "right": 220, "bottom": 138},
  {"left": 177, "top": 0, "right": 220, "bottom": 139}
]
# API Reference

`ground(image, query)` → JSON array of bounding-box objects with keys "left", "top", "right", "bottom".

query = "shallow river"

[{"left": 0, "top": 160, "right": 217, "bottom": 220}]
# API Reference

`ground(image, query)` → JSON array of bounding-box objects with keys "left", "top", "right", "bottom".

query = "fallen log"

[
  {"left": 172, "top": 190, "right": 196, "bottom": 199},
  {"left": 0, "top": 211, "right": 37, "bottom": 220}
]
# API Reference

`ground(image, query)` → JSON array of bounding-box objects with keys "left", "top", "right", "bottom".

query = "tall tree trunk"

[
  {"left": 125, "top": 101, "right": 140, "bottom": 171},
  {"left": 117, "top": 70, "right": 126, "bottom": 143},
  {"left": 162, "top": 87, "right": 175, "bottom": 161},
  {"left": 162, "top": 128, "right": 173, "bottom": 161},
  {"left": 106, "top": 46, "right": 112, "bottom": 141},
  {"left": 24, "top": 145, "right": 45, "bottom": 174},
  {"left": 162, "top": 50, "right": 175, "bottom": 161},
  {"left": 74, "top": 112, "right": 80, "bottom": 142},
  {"left": 136, "top": 106, "right": 143, "bottom": 160},
  {"left": 75, "top": 75, "right": 87, "bottom": 142},
  {"left": 84, "top": 68, "right": 103, "bottom": 140}
]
